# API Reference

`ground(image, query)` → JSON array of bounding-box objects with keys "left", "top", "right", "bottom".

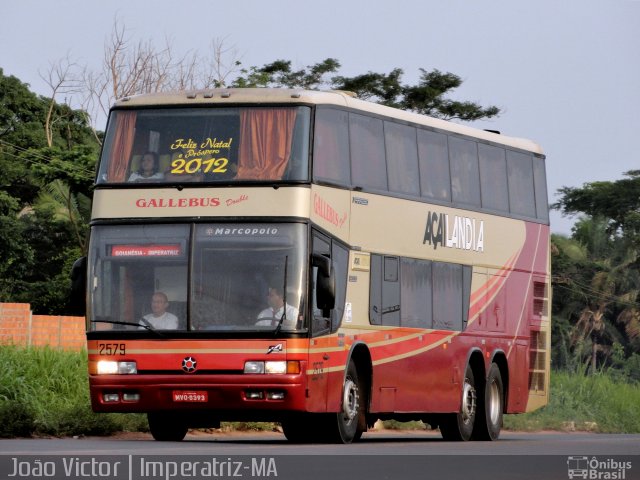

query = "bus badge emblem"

[
  {"left": 267, "top": 344, "right": 283, "bottom": 354},
  {"left": 182, "top": 356, "right": 197, "bottom": 373}
]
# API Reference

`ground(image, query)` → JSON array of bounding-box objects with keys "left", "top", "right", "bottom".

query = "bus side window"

[
  {"left": 369, "top": 254, "right": 400, "bottom": 326},
  {"left": 311, "top": 232, "right": 332, "bottom": 337}
]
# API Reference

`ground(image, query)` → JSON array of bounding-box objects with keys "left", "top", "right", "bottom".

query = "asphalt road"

[{"left": 1, "top": 431, "right": 638, "bottom": 480}]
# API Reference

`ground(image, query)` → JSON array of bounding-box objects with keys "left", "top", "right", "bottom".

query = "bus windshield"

[
  {"left": 89, "top": 223, "right": 307, "bottom": 333},
  {"left": 97, "top": 106, "right": 311, "bottom": 184}
]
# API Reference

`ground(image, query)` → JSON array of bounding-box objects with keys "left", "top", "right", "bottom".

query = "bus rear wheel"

[
  {"left": 473, "top": 363, "right": 504, "bottom": 441},
  {"left": 439, "top": 365, "right": 476, "bottom": 441},
  {"left": 147, "top": 412, "right": 188, "bottom": 441}
]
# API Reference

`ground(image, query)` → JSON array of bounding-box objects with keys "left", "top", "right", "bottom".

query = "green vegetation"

[
  {"left": 504, "top": 370, "right": 640, "bottom": 433},
  {"left": 0, "top": 345, "right": 146, "bottom": 438},
  {"left": 1, "top": 345, "right": 639, "bottom": 438}
]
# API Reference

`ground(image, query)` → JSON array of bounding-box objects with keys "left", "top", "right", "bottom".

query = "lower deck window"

[{"left": 369, "top": 254, "right": 471, "bottom": 330}]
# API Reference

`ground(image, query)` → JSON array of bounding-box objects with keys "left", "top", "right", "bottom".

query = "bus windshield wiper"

[
  {"left": 274, "top": 255, "right": 288, "bottom": 336},
  {"left": 91, "top": 319, "right": 167, "bottom": 338}
]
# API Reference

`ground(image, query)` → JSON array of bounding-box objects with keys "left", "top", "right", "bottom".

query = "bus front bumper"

[{"left": 89, "top": 372, "right": 307, "bottom": 415}]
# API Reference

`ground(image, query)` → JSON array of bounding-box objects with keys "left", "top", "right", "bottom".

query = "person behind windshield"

[
  {"left": 256, "top": 286, "right": 299, "bottom": 328},
  {"left": 141, "top": 292, "right": 178, "bottom": 329},
  {"left": 128, "top": 152, "right": 164, "bottom": 182}
]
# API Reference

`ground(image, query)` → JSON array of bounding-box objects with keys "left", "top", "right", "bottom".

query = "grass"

[
  {"left": 1, "top": 345, "right": 639, "bottom": 437},
  {"left": 504, "top": 370, "right": 640, "bottom": 433},
  {"left": 0, "top": 345, "right": 146, "bottom": 437}
]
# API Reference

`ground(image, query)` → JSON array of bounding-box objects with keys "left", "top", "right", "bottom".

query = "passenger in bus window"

[
  {"left": 140, "top": 292, "right": 179, "bottom": 329},
  {"left": 256, "top": 286, "right": 299, "bottom": 328},
  {"left": 128, "top": 152, "right": 164, "bottom": 182}
]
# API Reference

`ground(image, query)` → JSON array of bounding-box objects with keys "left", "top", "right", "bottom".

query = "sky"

[{"left": 2, "top": 0, "right": 639, "bottom": 234}]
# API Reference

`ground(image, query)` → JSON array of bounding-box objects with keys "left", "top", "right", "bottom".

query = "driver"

[
  {"left": 141, "top": 292, "right": 179, "bottom": 329},
  {"left": 256, "top": 286, "right": 299, "bottom": 328}
]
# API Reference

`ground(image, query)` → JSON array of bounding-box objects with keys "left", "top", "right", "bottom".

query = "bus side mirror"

[
  {"left": 312, "top": 253, "right": 335, "bottom": 317},
  {"left": 70, "top": 256, "right": 87, "bottom": 316}
]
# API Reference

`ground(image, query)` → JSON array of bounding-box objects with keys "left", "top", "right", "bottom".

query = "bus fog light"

[
  {"left": 244, "top": 361, "right": 265, "bottom": 374},
  {"left": 122, "top": 392, "right": 140, "bottom": 402},
  {"left": 265, "top": 361, "right": 287, "bottom": 374},
  {"left": 103, "top": 393, "right": 120, "bottom": 403},
  {"left": 267, "top": 391, "right": 285, "bottom": 400},
  {"left": 245, "top": 390, "right": 264, "bottom": 400}
]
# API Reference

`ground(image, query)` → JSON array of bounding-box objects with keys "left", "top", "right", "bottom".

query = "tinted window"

[
  {"left": 400, "top": 258, "right": 433, "bottom": 328},
  {"left": 384, "top": 122, "right": 420, "bottom": 196},
  {"left": 331, "top": 241, "right": 349, "bottom": 333},
  {"left": 432, "top": 262, "right": 464, "bottom": 331},
  {"left": 478, "top": 143, "right": 509, "bottom": 213},
  {"left": 533, "top": 157, "right": 549, "bottom": 222},
  {"left": 449, "top": 136, "right": 480, "bottom": 207},
  {"left": 350, "top": 113, "right": 387, "bottom": 191},
  {"left": 313, "top": 108, "right": 351, "bottom": 185},
  {"left": 369, "top": 255, "right": 400, "bottom": 326},
  {"left": 507, "top": 150, "right": 536, "bottom": 218},
  {"left": 417, "top": 129, "right": 451, "bottom": 202}
]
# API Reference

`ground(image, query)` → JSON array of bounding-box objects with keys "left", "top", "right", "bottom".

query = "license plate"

[{"left": 172, "top": 390, "right": 208, "bottom": 402}]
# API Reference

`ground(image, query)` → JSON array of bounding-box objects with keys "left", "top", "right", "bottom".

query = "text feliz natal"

[{"left": 423, "top": 211, "right": 485, "bottom": 252}]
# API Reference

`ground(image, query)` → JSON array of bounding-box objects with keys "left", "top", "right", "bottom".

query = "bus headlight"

[
  {"left": 96, "top": 360, "right": 137, "bottom": 375},
  {"left": 243, "top": 361, "right": 300, "bottom": 374}
]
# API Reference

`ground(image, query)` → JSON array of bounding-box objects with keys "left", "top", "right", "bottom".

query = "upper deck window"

[{"left": 97, "top": 106, "right": 311, "bottom": 184}]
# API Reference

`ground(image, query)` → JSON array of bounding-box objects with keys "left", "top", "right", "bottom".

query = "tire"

[
  {"left": 281, "top": 414, "right": 319, "bottom": 443},
  {"left": 324, "top": 361, "right": 365, "bottom": 444},
  {"left": 473, "top": 363, "right": 504, "bottom": 441},
  {"left": 147, "top": 412, "right": 188, "bottom": 441},
  {"left": 439, "top": 365, "right": 476, "bottom": 441}
]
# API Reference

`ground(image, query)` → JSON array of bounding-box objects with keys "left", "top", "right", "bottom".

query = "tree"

[
  {"left": 0, "top": 69, "right": 98, "bottom": 314},
  {"left": 76, "top": 19, "right": 500, "bottom": 133},
  {"left": 551, "top": 214, "right": 640, "bottom": 373},
  {"left": 553, "top": 170, "right": 640, "bottom": 252},
  {"left": 231, "top": 59, "right": 501, "bottom": 121}
]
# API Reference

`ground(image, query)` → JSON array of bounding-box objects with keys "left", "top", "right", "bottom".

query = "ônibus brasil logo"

[
  {"left": 423, "top": 211, "right": 485, "bottom": 252},
  {"left": 567, "top": 456, "right": 632, "bottom": 479}
]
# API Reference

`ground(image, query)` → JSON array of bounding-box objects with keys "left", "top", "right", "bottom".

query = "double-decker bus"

[{"left": 75, "top": 88, "right": 550, "bottom": 443}]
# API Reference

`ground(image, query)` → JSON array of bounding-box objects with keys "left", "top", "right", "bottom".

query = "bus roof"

[{"left": 114, "top": 88, "right": 544, "bottom": 155}]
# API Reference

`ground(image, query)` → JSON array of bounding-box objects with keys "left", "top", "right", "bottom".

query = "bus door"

[{"left": 307, "top": 232, "right": 332, "bottom": 411}]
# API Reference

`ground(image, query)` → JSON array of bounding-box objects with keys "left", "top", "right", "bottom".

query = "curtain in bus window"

[
  {"left": 478, "top": 143, "right": 509, "bottom": 213},
  {"left": 533, "top": 157, "right": 549, "bottom": 222},
  {"left": 432, "top": 262, "right": 463, "bottom": 331},
  {"left": 507, "top": 151, "right": 536, "bottom": 218},
  {"left": 349, "top": 114, "right": 387, "bottom": 191},
  {"left": 417, "top": 129, "right": 451, "bottom": 202},
  {"left": 236, "top": 109, "right": 296, "bottom": 180},
  {"left": 313, "top": 109, "right": 350, "bottom": 185},
  {"left": 107, "top": 111, "right": 137, "bottom": 183},
  {"left": 449, "top": 136, "right": 480, "bottom": 207},
  {"left": 385, "top": 122, "right": 420, "bottom": 196},
  {"left": 400, "top": 258, "right": 432, "bottom": 328}
]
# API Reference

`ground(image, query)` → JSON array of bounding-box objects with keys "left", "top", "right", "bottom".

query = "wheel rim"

[
  {"left": 461, "top": 380, "right": 476, "bottom": 425},
  {"left": 487, "top": 379, "right": 501, "bottom": 425},
  {"left": 342, "top": 377, "right": 359, "bottom": 424}
]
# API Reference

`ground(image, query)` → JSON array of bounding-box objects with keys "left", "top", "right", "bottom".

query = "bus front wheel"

[
  {"left": 147, "top": 412, "right": 188, "bottom": 441},
  {"left": 325, "top": 361, "right": 365, "bottom": 444}
]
